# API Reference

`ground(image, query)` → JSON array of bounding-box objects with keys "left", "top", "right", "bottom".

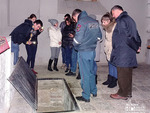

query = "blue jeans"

[
  {"left": 11, "top": 41, "right": 19, "bottom": 65},
  {"left": 25, "top": 44, "right": 37, "bottom": 68},
  {"left": 78, "top": 51, "right": 97, "bottom": 100},
  {"left": 65, "top": 46, "right": 72, "bottom": 68},
  {"left": 71, "top": 47, "right": 78, "bottom": 73},
  {"left": 109, "top": 62, "right": 117, "bottom": 78},
  {"left": 61, "top": 47, "right": 66, "bottom": 64}
]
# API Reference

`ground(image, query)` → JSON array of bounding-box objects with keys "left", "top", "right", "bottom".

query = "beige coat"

[
  {"left": 103, "top": 21, "right": 116, "bottom": 61},
  {"left": 48, "top": 25, "right": 62, "bottom": 47}
]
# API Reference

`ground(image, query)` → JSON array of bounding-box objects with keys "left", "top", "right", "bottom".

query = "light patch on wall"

[{"left": 8, "top": 0, "right": 40, "bottom": 27}]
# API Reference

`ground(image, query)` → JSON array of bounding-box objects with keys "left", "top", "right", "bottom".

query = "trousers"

[
  {"left": 71, "top": 47, "right": 78, "bottom": 73},
  {"left": 78, "top": 51, "right": 97, "bottom": 100},
  {"left": 25, "top": 44, "right": 37, "bottom": 68},
  {"left": 117, "top": 67, "right": 133, "bottom": 97},
  {"left": 11, "top": 41, "right": 19, "bottom": 65},
  {"left": 50, "top": 47, "right": 60, "bottom": 60}
]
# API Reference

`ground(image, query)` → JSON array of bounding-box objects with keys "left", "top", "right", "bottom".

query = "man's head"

[
  {"left": 33, "top": 20, "right": 43, "bottom": 31},
  {"left": 111, "top": 5, "right": 123, "bottom": 19},
  {"left": 72, "top": 9, "right": 82, "bottom": 23}
]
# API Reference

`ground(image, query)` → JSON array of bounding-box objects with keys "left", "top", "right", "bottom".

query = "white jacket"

[{"left": 48, "top": 25, "right": 62, "bottom": 47}]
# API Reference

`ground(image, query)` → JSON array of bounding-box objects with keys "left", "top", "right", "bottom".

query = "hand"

[
  {"left": 27, "top": 41, "right": 32, "bottom": 45},
  {"left": 137, "top": 47, "right": 141, "bottom": 53},
  {"left": 69, "top": 33, "right": 74, "bottom": 38},
  {"left": 39, "top": 27, "right": 44, "bottom": 32},
  {"left": 39, "top": 29, "right": 44, "bottom": 32},
  {"left": 59, "top": 42, "right": 61, "bottom": 45}
]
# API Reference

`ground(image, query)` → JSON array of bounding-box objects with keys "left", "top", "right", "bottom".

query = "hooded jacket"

[
  {"left": 10, "top": 19, "right": 33, "bottom": 45},
  {"left": 110, "top": 11, "right": 141, "bottom": 67},
  {"left": 48, "top": 24, "right": 62, "bottom": 47},
  {"left": 73, "top": 11, "right": 102, "bottom": 51}
]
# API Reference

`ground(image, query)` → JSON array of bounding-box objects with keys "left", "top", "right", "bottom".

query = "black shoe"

[
  {"left": 76, "top": 72, "right": 81, "bottom": 79},
  {"left": 65, "top": 68, "right": 69, "bottom": 72},
  {"left": 93, "top": 94, "right": 97, "bottom": 97},
  {"left": 65, "top": 71, "right": 76, "bottom": 76},
  {"left": 54, "top": 67, "right": 59, "bottom": 71},
  {"left": 108, "top": 82, "right": 117, "bottom": 88},
  {"left": 48, "top": 67, "right": 53, "bottom": 71},
  {"left": 76, "top": 76, "right": 81, "bottom": 79},
  {"left": 102, "top": 75, "right": 112, "bottom": 85},
  {"left": 76, "top": 96, "right": 90, "bottom": 102},
  {"left": 108, "top": 77, "right": 117, "bottom": 88}
]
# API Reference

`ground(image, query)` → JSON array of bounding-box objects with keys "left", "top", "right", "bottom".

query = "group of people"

[
  {"left": 10, "top": 4, "right": 142, "bottom": 102},
  {"left": 63, "top": 5, "right": 141, "bottom": 102},
  {"left": 10, "top": 14, "right": 43, "bottom": 74},
  {"left": 47, "top": 14, "right": 77, "bottom": 74}
]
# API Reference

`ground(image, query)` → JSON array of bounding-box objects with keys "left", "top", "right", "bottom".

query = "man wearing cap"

[{"left": 72, "top": 9, "right": 102, "bottom": 102}]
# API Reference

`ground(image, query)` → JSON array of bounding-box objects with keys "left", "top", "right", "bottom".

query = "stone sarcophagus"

[{"left": 8, "top": 57, "right": 79, "bottom": 112}]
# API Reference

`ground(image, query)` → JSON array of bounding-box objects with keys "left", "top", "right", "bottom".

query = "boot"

[
  {"left": 108, "top": 76, "right": 117, "bottom": 88},
  {"left": 53, "top": 58, "right": 59, "bottom": 71},
  {"left": 48, "top": 59, "right": 53, "bottom": 71},
  {"left": 102, "top": 75, "right": 112, "bottom": 85}
]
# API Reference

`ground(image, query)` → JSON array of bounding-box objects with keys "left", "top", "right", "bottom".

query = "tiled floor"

[{"left": 8, "top": 63, "right": 150, "bottom": 113}]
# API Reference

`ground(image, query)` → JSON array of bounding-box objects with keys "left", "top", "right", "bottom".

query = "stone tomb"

[{"left": 8, "top": 57, "right": 79, "bottom": 113}]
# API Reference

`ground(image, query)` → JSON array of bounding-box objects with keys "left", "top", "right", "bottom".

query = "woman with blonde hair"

[{"left": 101, "top": 12, "right": 117, "bottom": 88}]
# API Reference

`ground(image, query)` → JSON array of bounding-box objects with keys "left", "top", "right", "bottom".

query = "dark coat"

[
  {"left": 10, "top": 19, "right": 33, "bottom": 45},
  {"left": 110, "top": 11, "right": 141, "bottom": 68},
  {"left": 62, "top": 23, "right": 75, "bottom": 48},
  {"left": 73, "top": 11, "right": 102, "bottom": 51}
]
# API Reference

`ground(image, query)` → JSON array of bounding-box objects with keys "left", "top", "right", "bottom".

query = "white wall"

[
  {"left": 0, "top": 37, "right": 14, "bottom": 113},
  {"left": 0, "top": 0, "right": 148, "bottom": 66}
]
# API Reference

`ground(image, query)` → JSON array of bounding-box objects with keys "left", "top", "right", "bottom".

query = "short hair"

[
  {"left": 111, "top": 5, "right": 124, "bottom": 12},
  {"left": 28, "top": 14, "right": 36, "bottom": 19},
  {"left": 101, "top": 12, "right": 113, "bottom": 23},
  {"left": 34, "top": 20, "right": 43, "bottom": 27},
  {"left": 72, "top": 9, "right": 82, "bottom": 17},
  {"left": 64, "top": 14, "right": 71, "bottom": 18}
]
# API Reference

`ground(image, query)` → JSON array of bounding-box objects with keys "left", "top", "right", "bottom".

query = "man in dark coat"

[
  {"left": 10, "top": 19, "right": 43, "bottom": 65},
  {"left": 110, "top": 5, "right": 141, "bottom": 100}
]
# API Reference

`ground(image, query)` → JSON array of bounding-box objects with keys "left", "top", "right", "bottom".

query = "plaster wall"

[{"left": 0, "top": 37, "right": 14, "bottom": 113}]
